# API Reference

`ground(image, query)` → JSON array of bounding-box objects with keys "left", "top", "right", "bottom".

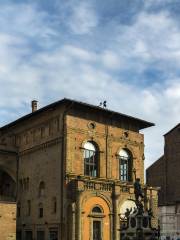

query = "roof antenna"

[
  {"left": 103, "top": 100, "right": 107, "bottom": 108},
  {"left": 99, "top": 100, "right": 107, "bottom": 108}
]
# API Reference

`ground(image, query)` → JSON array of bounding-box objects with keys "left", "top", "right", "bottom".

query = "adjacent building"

[
  {"left": 0, "top": 98, "right": 158, "bottom": 240},
  {"left": 147, "top": 123, "right": 180, "bottom": 239}
]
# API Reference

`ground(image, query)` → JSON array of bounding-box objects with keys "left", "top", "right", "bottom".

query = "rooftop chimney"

[{"left": 31, "top": 100, "right": 38, "bottom": 112}]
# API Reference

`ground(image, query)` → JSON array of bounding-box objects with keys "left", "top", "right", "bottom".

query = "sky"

[{"left": 0, "top": 0, "right": 180, "bottom": 169}]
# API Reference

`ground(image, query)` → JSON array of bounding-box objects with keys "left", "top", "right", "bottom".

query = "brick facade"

[
  {"left": 0, "top": 98, "right": 158, "bottom": 240},
  {"left": 147, "top": 123, "right": 180, "bottom": 238}
]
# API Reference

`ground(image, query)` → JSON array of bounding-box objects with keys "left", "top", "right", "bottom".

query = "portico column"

[
  {"left": 109, "top": 213, "right": 113, "bottom": 240},
  {"left": 75, "top": 190, "right": 83, "bottom": 240},
  {"left": 72, "top": 203, "right": 76, "bottom": 240},
  {"left": 113, "top": 193, "right": 120, "bottom": 240}
]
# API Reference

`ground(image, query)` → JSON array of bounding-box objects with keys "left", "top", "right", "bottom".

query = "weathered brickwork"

[
  {"left": 147, "top": 123, "right": 180, "bottom": 237},
  {"left": 0, "top": 202, "right": 16, "bottom": 240},
  {"left": 0, "top": 99, "right": 158, "bottom": 240}
]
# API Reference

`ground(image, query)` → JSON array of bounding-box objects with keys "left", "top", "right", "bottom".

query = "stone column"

[
  {"left": 75, "top": 189, "right": 83, "bottom": 240},
  {"left": 113, "top": 193, "right": 120, "bottom": 240},
  {"left": 72, "top": 203, "right": 76, "bottom": 240},
  {"left": 109, "top": 213, "right": 114, "bottom": 240}
]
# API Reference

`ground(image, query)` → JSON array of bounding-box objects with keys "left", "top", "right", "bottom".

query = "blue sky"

[{"left": 0, "top": 0, "right": 180, "bottom": 168}]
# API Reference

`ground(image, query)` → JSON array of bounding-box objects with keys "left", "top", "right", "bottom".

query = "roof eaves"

[{"left": 0, "top": 98, "right": 155, "bottom": 131}]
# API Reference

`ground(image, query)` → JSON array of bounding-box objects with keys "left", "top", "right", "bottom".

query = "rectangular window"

[
  {"left": 37, "top": 230, "right": 45, "bottom": 240},
  {"left": 120, "top": 159, "right": 128, "bottom": 181},
  {"left": 84, "top": 149, "right": 98, "bottom": 177},
  {"left": 93, "top": 221, "right": 101, "bottom": 240},
  {"left": 25, "top": 230, "right": 32, "bottom": 240},
  {"left": 39, "top": 207, "right": 43, "bottom": 218},
  {"left": 49, "top": 229, "right": 58, "bottom": 240},
  {"left": 27, "top": 200, "right": 31, "bottom": 216}
]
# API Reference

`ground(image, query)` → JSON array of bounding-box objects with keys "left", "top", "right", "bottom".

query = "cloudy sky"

[{"left": 0, "top": 0, "right": 180, "bottom": 169}]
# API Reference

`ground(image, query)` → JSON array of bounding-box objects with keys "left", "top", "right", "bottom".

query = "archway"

[
  {"left": 0, "top": 169, "right": 16, "bottom": 201},
  {"left": 119, "top": 199, "right": 136, "bottom": 229},
  {"left": 82, "top": 196, "right": 111, "bottom": 240}
]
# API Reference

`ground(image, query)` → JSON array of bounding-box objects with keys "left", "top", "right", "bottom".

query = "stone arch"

[
  {"left": 0, "top": 165, "right": 16, "bottom": 182},
  {"left": 81, "top": 191, "right": 112, "bottom": 212},
  {"left": 0, "top": 167, "right": 16, "bottom": 200},
  {"left": 81, "top": 194, "right": 111, "bottom": 240},
  {"left": 81, "top": 138, "right": 103, "bottom": 151},
  {"left": 118, "top": 198, "right": 136, "bottom": 218},
  {"left": 116, "top": 145, "right": 137, "bottom": 160}
]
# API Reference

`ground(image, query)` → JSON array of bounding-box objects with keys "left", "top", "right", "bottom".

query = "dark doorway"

[{"left": 93, "top": 221, "right": 101, "bottom": 240}]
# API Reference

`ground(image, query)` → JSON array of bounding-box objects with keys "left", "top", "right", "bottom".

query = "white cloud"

[
  {"left": 66, "top": 1, "right": 98, "bottom": 35},
  {"left": 101, "top": 50, "right": 122, "bottom": 70},
  {"left": 0, "top": 1, "right": 180, "bottom": 172}
]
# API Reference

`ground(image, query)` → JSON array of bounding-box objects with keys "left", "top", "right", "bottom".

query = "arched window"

[
  {"left": 119, "top": 149, "right": 132, "bottom": 182},
  {"left": 84, "top": 141, "right": 98, "bottom": 177},
  {"left": 92, "top": 206, "right": 103, "bottom": 213},
  {"left": 39, "top": 181, "right": 45, "bottom": 197}
]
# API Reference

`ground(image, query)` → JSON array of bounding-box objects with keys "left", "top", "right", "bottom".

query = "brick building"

[
  {"left": 147, "top": 123, "right": 180, "bottom": 238},
  {"left": 0, "top": 98, "right": 158, "bottom": 240}
]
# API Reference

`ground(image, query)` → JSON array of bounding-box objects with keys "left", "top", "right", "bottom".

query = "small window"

[
  {"left": 27, "top": 200, "right": 31, "bottom": 216},
  {"left": 92, "top": 206, "right": 102, "bottom": 213},
  {"left": 49, "top": 230, "right": 58, "bottom": 240},
  {"left": 39, "top": 181, "right": 45, "bottom": 197},
  {"left": 37, "top": 231, "right": 45, "bottom": 240},
  {"left": 52, "top": 197, "right": 57, "bottom": 214},
  {"left": 84, "top": 141, "right": 99, "bottom": 177},
  {"left": 25, "top": 231, "right": 33, "bottom": 240},
  {"left": 39, "top": 203, "right": 43, "bottom": 218}
]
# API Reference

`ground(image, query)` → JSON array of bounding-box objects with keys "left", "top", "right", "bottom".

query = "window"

[
  {"left": 37, "top": 231, "right": 45, "bottom": 240},
  {"left": 27, "top": 200, "right": 31, "bottom": 216},
  {"left": 25, "top": 231, "right": 32, "bottom": 240},
  {"left": 119, "top": 149, "right": 132, "bottom": 182},
  {"left": 93, "top": 221, "right": 101, "bottom": 240},
  {"left": 92, "top": 206, "right": 102, "bottom": 213},
  {"left": 84, "top": 141, "right": 98, "bottom": 177},
  {"left": 49, "top": 229, "right": 58, "bottom": 240},
  {"left": 39, "top": 203, "right": 43, "bottom": 218},
  {"left": 52, "top": 197, "right": 57, "bottom": 214},
  {"left": 39, "top": 181, "right": 45, "bottom": 197}
]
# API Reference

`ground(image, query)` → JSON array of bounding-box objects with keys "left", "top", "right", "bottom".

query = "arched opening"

[
  {"left": 82, "top": 196, "right": 110, "bottom": 240},
  {"left": 84, "top": 141, "right": 99, "bottom": 177},
  {"left": 0, "top": 169, "right": 16, "bottom": 201},
  {"left": 92, "top": 206, "right": 103, "bottom": 214}
]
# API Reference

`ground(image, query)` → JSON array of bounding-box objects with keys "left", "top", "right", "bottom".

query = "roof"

[
  {"left": 0, "top": 98, "right": 155, "bottom": 131},
  {"left": 146, "top": 155, "right": 164, "bottom": 171},
  {"left": 164, "top": 123, "right": 180, "bottom": 136}
]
